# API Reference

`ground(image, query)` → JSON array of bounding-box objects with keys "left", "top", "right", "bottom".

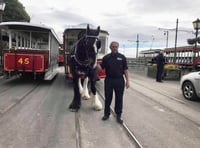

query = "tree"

[{"left": 3, "top": 0, "right": 30, "bottom": 22}]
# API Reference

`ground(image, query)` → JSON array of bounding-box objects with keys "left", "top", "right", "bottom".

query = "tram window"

[
  {"left": 98, "top": 36, "right": 106, "bottom": 54},
  {"left": 189, "top": 51, "right": 193, "bottom": 57},
  {"left": 195, "top": 52, "right": 198, "bottom": 57},
  {"left": 180, "top": 51, "right": 183, "bottom": 57},
  {"left": 3, "top": 41, "right": 9, "bottom": 50},
  {"left": 59, "top": 48, "right": 64, "bottom": 54},
  {"left": 65, "top": 40, "right": 76, "bottom": 53},
  {"left": 184, "top": 51, "right": 187, "bottom": 57},
  {"left": 177, "top": 52, "right": 180, "bottom": 57}
]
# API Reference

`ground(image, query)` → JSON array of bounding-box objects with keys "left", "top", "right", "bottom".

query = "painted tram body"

[
  {"left": 140, "top": 46, "right": 200, "bottom": 69},
  {"left": 1, "top": 22, "right": 61, "bottom": 80},
  {"left": 57, "top": 44, "right": 64, "bottom": 66},
  {"left": 63, "top": 24, "right": 109, "bottom": 79},
  {"left": 164, "top": 45, "right": 200, "bottom": 69}
]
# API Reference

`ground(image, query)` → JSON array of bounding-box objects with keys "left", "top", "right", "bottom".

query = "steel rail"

[
  {"left": 96, "top": 87, "right": 144, "bottom": 148},
  {"left": 0, "top": 82, "right": 40, "bottom": 116},
  {"left": 132, "top": 81, "right": 186, "bottom": 104},
  {"left": 75, "top": 111, "right": 82, "bottom": 148}
]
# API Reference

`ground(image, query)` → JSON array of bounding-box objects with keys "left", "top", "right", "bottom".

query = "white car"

[{"left": 180, "top": 71, "right": 200, "bottom": 100}]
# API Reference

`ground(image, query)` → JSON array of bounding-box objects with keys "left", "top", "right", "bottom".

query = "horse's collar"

[{"left": 71, "top": 53, "right": 91, "bottom": 67}]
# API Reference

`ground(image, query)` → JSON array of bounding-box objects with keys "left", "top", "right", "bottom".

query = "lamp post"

[
  {"left": 128, "top": 34, "right": 148, "bottom": 59},
  {"left": 0, "top": 0, "right": 5, "bottom": 66},
  {"left": 150, "top": 35, "right": 155, "bottom": 50},
  {"left": 192, "top": 18, "right": 200, "bottom": 71},
  {"left": 164, "top": 31, "right": 169, "bottom": 48}
]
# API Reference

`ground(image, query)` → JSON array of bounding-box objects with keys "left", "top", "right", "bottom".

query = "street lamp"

[
  {"left": 192, "top": 18, "right": 200, "bottom": 70},
  {"left": 0, "top": 0, "right": 5, "bottom": 66},
  {"left": 150, "top": 35, "right": 155, "bottom": 50},
  {"left": 128, "top": 34, "right": 148, "bottom": 58},
  {"left": 164, "top": 31, "right": 169, "bottom": 48},
  {"left": 0, "top": 0, "right": 5, "bottom": 21}
]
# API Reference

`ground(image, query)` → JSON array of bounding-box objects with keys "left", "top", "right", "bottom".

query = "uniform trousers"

[
  {"left": 156, "top": 65, "right": 164, "bottom": 81},
  {"left": 104, "top": 77, "right": 125, "bottom": 117}
]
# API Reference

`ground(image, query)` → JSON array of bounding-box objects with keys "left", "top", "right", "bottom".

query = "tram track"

[
  {"left": 132, "top": 81, "right": 185, "bottom": 105},
  {"left": 130, "top": 80, "right": 200, "bottom": 127},
  {"left": 96, "top": 77, "right": 200, "bottom": 148},
  {"left": 75, "top": 111, "right": 82, "bottom": 148},
  {"left": 0, "top": 82, "right": 40, "bottom": 116},
  {"left": 0, "top": 84, "right": 17, "bottom": 94},
  {"left": 73, "top": 86, "right": 143, "bottom": 148},
  {"left": 96, "top": 87, "right": 144, "bottom": 148},
  {"left": 0, "top": 77, "right": 21, "bottom": 94}
]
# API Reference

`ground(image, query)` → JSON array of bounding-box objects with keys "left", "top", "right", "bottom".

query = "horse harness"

[{"left": 71, "top": 34, "right": 100, "bottom": 68}]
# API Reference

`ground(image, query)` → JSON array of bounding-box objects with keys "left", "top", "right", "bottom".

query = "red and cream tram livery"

[
  {"left": 57, "top": 44, "right": 64, "bottom": 66},
  {"left": 63, "top": 24, "right": 109, "bottom": 79},
  {"left": 164, "top": 45, "right": 200, "bottom": 69},
  {"left": 1, "top": 22, "right": 61, "bottom": 80}
]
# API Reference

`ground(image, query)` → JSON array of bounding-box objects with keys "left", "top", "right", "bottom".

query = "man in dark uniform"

[
  {"left": 155, "top": 51, "right": 165, "bottom": 82},
  {"left": 100, "top": 41, "right": 130, "bottom": 124}
]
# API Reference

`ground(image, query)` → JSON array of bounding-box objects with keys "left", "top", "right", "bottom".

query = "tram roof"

[
  {"left": 64, "top": 23, "right": 109, "bottom": 35},
  {"left": 0, "top": 21, "right": 61, "bottom": 43},
  {"left": 139, "top": 49, "right": 162, "bottom": 54},
  {"left": 164, "top": 45, "right": 200, "bottom": 52}
]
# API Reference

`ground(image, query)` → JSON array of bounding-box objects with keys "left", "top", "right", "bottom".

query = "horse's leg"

[
  {"left": 80, "top": 77, "right": 90, "bottom": 99},
  {"left": 69, "top": 77, "right": 81, "bottom": 111},
  {"left": 78, "top": 78, "right": 84, "bottom": 95},
  {"left": 90, "top": 78, "right": 102, "bottom": 111}
]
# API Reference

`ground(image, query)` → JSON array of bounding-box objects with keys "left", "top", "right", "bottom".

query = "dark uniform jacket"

[
  {"left": 155, "top": 53, "right": 165, "bottom": 69},
  {"left": 101, "top": 52, "right": 128, "bottom": 78}
]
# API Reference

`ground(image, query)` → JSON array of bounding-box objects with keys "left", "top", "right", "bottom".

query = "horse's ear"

[
  {"left": 97, "top": 26, "right": 100, "bottom": 32},
  {"left": 87, "top": 24, "right": 90, "bottom": 30}
]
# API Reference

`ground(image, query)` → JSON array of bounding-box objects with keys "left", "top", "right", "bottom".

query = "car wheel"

[{"left": 182, "top": 81, "right": 198, "bottom": 101}]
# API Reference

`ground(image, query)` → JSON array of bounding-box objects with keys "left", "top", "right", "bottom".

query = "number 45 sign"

[{"left": 17, "top": 57, "right": 30, "bottom": 65}]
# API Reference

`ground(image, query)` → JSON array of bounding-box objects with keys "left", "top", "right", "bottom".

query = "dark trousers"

[
  {"left": 104, "top": 77, "right": 125, "bottom": 117},
  {"left": 156, "top": 66, "right": 164, "bottom": 81}
]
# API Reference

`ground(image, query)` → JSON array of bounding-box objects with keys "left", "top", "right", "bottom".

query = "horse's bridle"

[{"left": 72, "top": 34, "right": 100, "bottom": 67}]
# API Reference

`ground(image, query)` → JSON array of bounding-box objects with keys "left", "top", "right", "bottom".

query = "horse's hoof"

[
  {"left": 82, "top": 96, "right": 90, "bottom": 100},
  {"left": 93, "top": 106, "right": 102, "bottom": 111},
  {"left": 70, "top": 108, "right": 78, "bottom": 112},
  {"left": 69, "top": 103, "right": 81, "bottom": 111}
]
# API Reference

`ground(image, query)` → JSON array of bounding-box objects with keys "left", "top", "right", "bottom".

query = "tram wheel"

[{"left": 182, "top": 81, "right": 198, "bottom": 101}]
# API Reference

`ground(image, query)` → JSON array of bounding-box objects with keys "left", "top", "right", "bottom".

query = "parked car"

[{"left": 180, "top": 71, "right": 200, "bottom": 100}]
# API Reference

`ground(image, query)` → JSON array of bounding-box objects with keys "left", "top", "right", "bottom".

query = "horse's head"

[
  {"left": 85, "top": 24, "right": 101, "bottom": 51},
  {"left": 73, "top": 24, "right": 101, "bottom": 77}
]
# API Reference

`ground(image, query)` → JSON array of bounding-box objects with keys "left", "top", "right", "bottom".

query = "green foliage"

[{"left": 3, "top": 0, "right": 30, "bottom": 22}]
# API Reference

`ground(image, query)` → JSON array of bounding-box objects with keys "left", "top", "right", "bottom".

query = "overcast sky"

[{"left": 19, "top": 0, "right": 200, "bottom": 57}]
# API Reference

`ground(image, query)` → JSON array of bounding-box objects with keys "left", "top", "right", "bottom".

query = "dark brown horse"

[{"left": 69, "top": 24, "right": 102, "bottom": 111}]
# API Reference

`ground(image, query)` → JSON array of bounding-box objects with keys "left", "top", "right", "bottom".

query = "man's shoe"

[
  {"left": 116, "top": 116, "right": 123, "bottom": 124},
  {"left": 102, "top": 116, "right": 109, "bottom": 121}
]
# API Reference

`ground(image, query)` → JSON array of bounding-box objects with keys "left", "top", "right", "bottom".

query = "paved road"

[
  {"left": 0, "top": 67, "right": 200, "bottom": 148},
  {"left": 0, "top": 68, "right": 134, "bottom": 148}
]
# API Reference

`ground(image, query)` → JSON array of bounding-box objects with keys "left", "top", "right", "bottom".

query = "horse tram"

[
  {"left": 139, "top": 48, "right": 181, "bottom": 80},
  {"left": 62, "top": 24, "right": 109, "bottom": 111},
  {"left": 163, "top": 45, "right": 200, "bottom": 70},
  {"left": 139, "top": 49, "right": 162, "bottom": 65},
  {"left": 57, "top": 44, "right": 64, "bottom": 66},
  {"left": 140, "top": 46, "right": 200, "bottom": 69},
  {"left": 63, "top": 23, "right": 109, "bottom": 80},
  {"left": 1, "top": 22, "right": 61, "bottom": 80}
]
